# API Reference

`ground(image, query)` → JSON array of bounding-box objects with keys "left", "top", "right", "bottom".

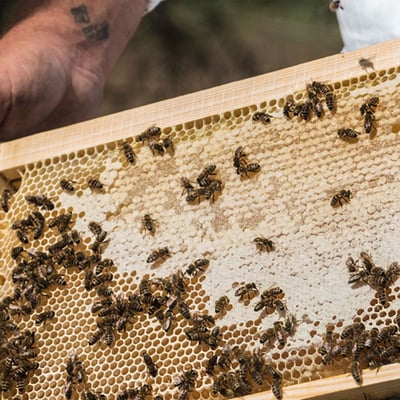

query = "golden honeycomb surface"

[{"left": 0, "top": 67, "right": 400, "bottom": 400}]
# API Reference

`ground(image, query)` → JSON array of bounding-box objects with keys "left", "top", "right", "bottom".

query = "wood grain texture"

[
  {"left": 0, "top": 39, "right": 400, "bottom": 173},
  {"left": 243, "top": 364, "right": 400, "bottom": 400}
]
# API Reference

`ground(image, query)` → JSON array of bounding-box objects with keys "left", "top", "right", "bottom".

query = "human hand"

[
  {"left": 0, "top": 30, "right": 103, "bottom": 141},
  {"left": 0, "top": 0, "right": 146, "bottom": 142}
]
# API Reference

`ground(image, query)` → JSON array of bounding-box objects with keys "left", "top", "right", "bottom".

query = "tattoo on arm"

[
  {"left": 70, "top": 4, "right": 109, "bottom": 41},
  {"left": 82, "top": 22, "right": 109, "bottom": 41},
  {"left": 70, "top": 5, "right": 90, "bottom": 24}
]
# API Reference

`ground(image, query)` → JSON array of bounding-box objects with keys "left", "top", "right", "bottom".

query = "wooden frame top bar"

[{"left": 1, "top": 39, "right": 400, "bottom": 172}]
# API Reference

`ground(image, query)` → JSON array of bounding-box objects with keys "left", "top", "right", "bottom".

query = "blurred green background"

[{"left": 102, "top": 0, "right": 342, "bottom": 116}]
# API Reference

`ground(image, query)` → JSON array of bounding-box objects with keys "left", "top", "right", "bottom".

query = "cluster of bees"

[
  {"left": 319, "top": 317, "right": 400, "bottom": 385},
  {"left": 180, "top": 165, "right": 223, "bottom": 204},
  {"left": 318, "top": 251, "right": 400, "bottom": 385},
  {"left": 231, "top": 283, "right": 297, "bottom": 349},
  {"left": 283, "top": 81, "right": 336, "bottom": 122},
  {"left": 0, "top": 327, "right": 37, "bottom": 394},
  {"left": 346, "top": 252, "right": 400, "bottom": 305},
  {"left": 208, "top": 347, "right": 283, "bottom": 400}
]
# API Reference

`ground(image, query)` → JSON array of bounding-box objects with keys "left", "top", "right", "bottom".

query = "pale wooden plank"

[
  {"left": 0, "top": 38, "right": 400, "bottom": 172},
  {"left": 244, "top": 364, "right": 400, "bottom": 400}
]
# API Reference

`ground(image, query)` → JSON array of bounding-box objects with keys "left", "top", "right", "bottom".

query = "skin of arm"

[{"left": 0, "top": 0, "right": 147, "bottom": 141}]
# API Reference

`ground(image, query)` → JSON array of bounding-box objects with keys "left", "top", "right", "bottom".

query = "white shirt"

[{"left": 335, "top": 0, "right": 400, "bottom": 52}]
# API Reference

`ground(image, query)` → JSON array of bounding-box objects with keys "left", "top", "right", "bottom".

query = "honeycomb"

[{"left": 0, "top": 64, "right": 400, "bottom": 400}]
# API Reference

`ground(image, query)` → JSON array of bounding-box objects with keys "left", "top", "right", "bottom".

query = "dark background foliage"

[{"left": 103, "top": 0, "right": 342, "bottom": 115}]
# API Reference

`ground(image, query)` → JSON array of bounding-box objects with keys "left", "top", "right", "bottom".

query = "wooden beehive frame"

[{"left": 1, "top": 39, "right": 400, "bottom": 400}]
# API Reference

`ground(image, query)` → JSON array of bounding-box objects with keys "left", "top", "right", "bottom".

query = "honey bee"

[
  {"left": 90, "top": 273, "right": 113, "bottom": 288},
  {"left": 237, "top": 162, "right": 261, "bottom": 177},
  {"left": 377, "top": 325, "right": 398, "bottom": 342},
  {"left": 97, "top": 286, "right": 114, "bottom": 297},
  {"left": 136, "top": 125, "right": 161, "bottom": 143},
  {"left": 212, "top": 374, "right": 228, "bottom": 395},
  {"left": 1, "top": 188, "right": 11, "bottom": 213},
  {"left": 385, "top": 261, "right": 400, "bottom": 285},
  {"left": 253, "top": 237, "right": 275, "bottom": 252},
  {"left": 25, "top": 194, "right": 54, "bottom": 210},
  {"left": 149, "top": 141, "right": 165, "bottom": 156},
  {"left": 346, "top": 256, "right": 359, "bottom": 273},
  {"left": 104, "top": 326, "right": 115, "bottom": 346},
  {"left": 117, "top": 389, "right": 139, "bottom": 400},
  {"left": 340, "top": 322, "right": 365, "bottom": 340},
  {"left": 70, "top": 229, "right": 81, "bottom": 244},
  {"left": 359, "top": 251, "right": 375, "bottom": 272},
  {"left": 330, "top": 189, "right": 351, "bottom": 207},
  {"left": 196, "top": 165, "right": 217, "bottom": 187},
  {"left": 60, "top": 179, "right": 76, "bottom": 192},
  {"left": 205, "top": 354, "right": 218, "bottom": 376},
  {"left": 139, "top": 278, "right": 152, "bottom": 301},
  {"left": 173, "top": 369, "right": 198, "bottom": 391},
  {"left": 142, "top": 214, "right": 157, "bottom": 235},
  {"left": 325, "top": 91, "right": 336, "bottom": 112},
  {"left": 35, "top": 310, "right": 55, "bottom": 325},
  {"left": 283, "top": 99, "right": 295, "bottom": 119},
  {"left": 252, "top": 112, "right": 273, "bottom": 124},
  {"left": 162, "top": 137, "right": 174, "bottom": 155},
  {"left": 142, "top": 351, "right": 158, "bottom": 377},
  {"left": 64, "top": 380, "right": 73, "bottom": 400},
  {"left": 11, "top": 246, "right": 25, "bottom": 260},
  {"left": 337, "top": 128, "right": 359, "bottom": 140},
  {"left": 259, "top": 327, "right": 276, "bottom": 345},
  {"left": 146, "top": 247, "right": 170, "bottom": 263},
  {"left": 234, "top": 282, "right": 259, "bottom": 301},
  {"left": 122, "top": 141, "right": 136, "bottom": 164},
  {"left": 233, "top": 146, "right": 246, "bottom": 169},
  {"left": 88, "top": 178, "right": 105, "bottom": 192},
  {"left": 83, "top": 390, "right": 106, "bottom": 400},
  {"left": 215, "top": 295, "right": 230, "bottom": 314},
  {"left": 16, "top": 229, "right": 29, "bottom": 244},
  {"left": 89, "top": 328, "right": 105, "bottom": 345},
  {"left": 351, "top": 359, "right": 362, "bottom": 385},
  {"left": 329, "top": 0, "right": 343, "bottom": 12},
  {"left": 88, "top": 222, "right": 107, "bottom": 244},
  {"left": 352, "top": 330, "right": 369, "bottom": 359},
  {"left": 181, "top": 177, "right": 195, "bottom": 192},
  {"left": 178, "top": 299, "right": 191, "bottom": 320},
  {"left": 271, "top": 373, "right": 282, "bottom": 400},
  {"left": 307, "top": 88, "right": 323, "bottom": 118},
  {"left": 185, "top": 258, "right": 209, "bottom": 277},
  {"left": 273, "top": 321, "right": 287, "bottom": 346},
  {"left": 91, "top": 298, "right": 113, "bottom": 313},
  {"left": 94, "top": 258, "right": 114, "bottom": 275},
  {"left": 299, "top": 101, "right": 312, "bottom": 121},
  {"left": 160, "top": 309, "right": 174, "bottom": 332},
  {"left": 204, "top": 179, "right": 222, "bottom": 203},
  {"left": 261, "top": 286, "right": 283, "bottom": 299},
  {"left": 49, "top": 234, "right": 71, "bottom": 255},
  {"left": 49, "top": 211, "right": 73, "bottom": 233},
  {"left": 364, "top": 111, "right": 376, "bottom": 134},
  {"left": 32, "top": 211, "right": 45, "bottom": 240},
  {"left": 360, "top": 96, "right": 379, "bottom": 115},
  {"left": 12, "top": 215, "right": 35, "bottom": 230}
]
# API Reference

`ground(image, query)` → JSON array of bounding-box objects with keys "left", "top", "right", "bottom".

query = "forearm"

[{"left": 5, "top": 0, "right": 147, "bottom": 84}]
